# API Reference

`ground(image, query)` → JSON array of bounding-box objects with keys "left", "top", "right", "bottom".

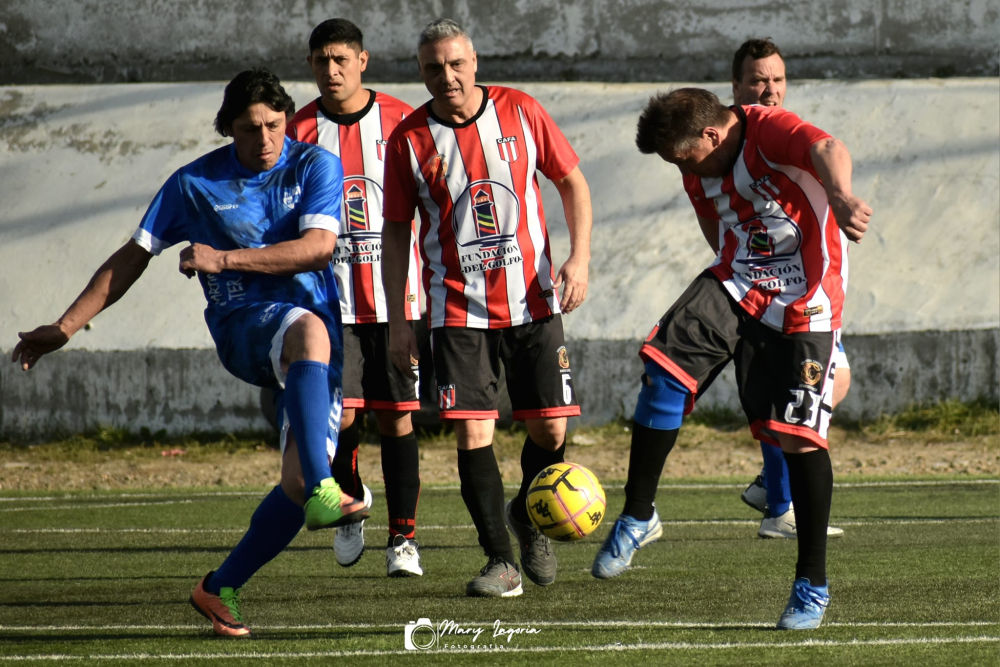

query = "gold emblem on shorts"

[
  {"left": 557, "top": 346, "right": 570, "bottom": 370},
  {"left": 800, "top": 360, "right": 823, "bottom": 386}
]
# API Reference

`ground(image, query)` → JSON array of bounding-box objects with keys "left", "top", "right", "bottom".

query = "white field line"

[
  {"left": 1, "top": 620, "right": 997, "bottom": 632},
  {"left": 0, "top": 477, "right": 996, "bottom": 504},
  {"left": 0, "top": 635, "right": 997, "bottom": 661},
  {"left": 4, "top": 515, "right": 998, "bottom": 535}
]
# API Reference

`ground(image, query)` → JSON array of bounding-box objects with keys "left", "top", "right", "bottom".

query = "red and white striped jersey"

[
  {"left": 382, "top": 85, "right": 579, "bottom": 329},
  {"left": 684, "top": 105, "right": 849, "bottom": 334},
  {"left": 287, "top": 91, "right": 421, "bottom": 323}
]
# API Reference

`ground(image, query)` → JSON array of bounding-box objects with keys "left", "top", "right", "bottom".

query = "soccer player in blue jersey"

[{"left": 11, "top": 68, "right": 368, "bottom": 638}]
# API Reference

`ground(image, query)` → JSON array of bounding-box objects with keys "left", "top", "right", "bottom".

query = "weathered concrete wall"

[
  {"left": 2, "top": 330, "right": 997, "bottom": 440},
  {"left": 1, "top": 0, "right": 997, "bottom": 84},
  {"left": 0, "top": 76, "right": 997, "bottom": 438}
]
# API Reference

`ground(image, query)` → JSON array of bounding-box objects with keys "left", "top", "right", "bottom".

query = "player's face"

[
  {"left": 308, "top": 42, "right": 369, "bottom": 113},
  {"left": 230, "top": 103, "right": 286, "bottom": 172},
  {"left": 658, "top": 134, "right": 726, "bottom": 178},
  {"left": 418, "top": 36, "right": 479, "bottom": 119},
  {"left": 733, "top": 53, "right": 786, "bottom": 107}
]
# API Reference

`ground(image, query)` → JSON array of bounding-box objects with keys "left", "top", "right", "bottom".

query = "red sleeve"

[
  {"left": 750, "top": 106, "right": 830, "bottom": 171},
  {"left": 381, "top": 123, "right": 420, "bottom": 224},
  {"left": 509, "top": 88, "right": 579, "bottom": 181}
]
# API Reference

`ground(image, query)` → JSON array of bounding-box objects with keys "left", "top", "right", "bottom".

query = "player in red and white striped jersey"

[
  {"left": 729, "top": 38, "right": 848, "bottom": 541},
  {"left": 382, "top": 19, "right": 593, "bottom": 598},
  {"left": 286, "top": 18, "right": 424, "bottom": 578},
  {"left": 592, "top": 88, "right": 870, "bottom": 631}
]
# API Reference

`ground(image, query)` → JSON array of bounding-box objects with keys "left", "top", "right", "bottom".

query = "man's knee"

[
  {"left": 634, "top": 361, "right": 688, "bottom": 431},
  {"left": 282, "top": 312, "right": 331, "bottom": 365},
  {"left": 525, "top": 417, "right": 567, "bottom": 450}
]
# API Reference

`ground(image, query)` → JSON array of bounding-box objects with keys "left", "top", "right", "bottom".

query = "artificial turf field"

[{"left": 1, "top": 478, "right": 997, "bottom": 665}]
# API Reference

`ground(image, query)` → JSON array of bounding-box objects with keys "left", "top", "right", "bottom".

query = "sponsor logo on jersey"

[
  {"left": 733, "top": 211, "right": 805, "bottom": 293},
  {"left": 454, "top": 180, "right": 523, "bottom": 275},
  {"left": 496, "top": 136, "right": 519, "bottom": 162},
  {"left": 346, "top": 183, "right": 369, "bottom": 232},
  {"left": 333, "top": 177, "right": 384, "bottom": 266},
  {"left": 803, "top": 305, "right": 824, "bottom": 317},
  {"left": 800, "top": 360, "right": 823, "bottom": 386},
  {"left": 473, "top": 187, "right": 499, "bottom": 237},
  {"left": 213, "top": 203, "right": 239, "bottom": 212}
]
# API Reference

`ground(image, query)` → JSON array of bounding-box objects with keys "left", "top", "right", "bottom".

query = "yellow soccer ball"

[{"left": 525, "top": 462, "right": 606, "bottom": 541}]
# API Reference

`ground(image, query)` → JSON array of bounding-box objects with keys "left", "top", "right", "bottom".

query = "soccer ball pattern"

[{"left": 525, "top": 462, "right": 606, "bottom": 541}]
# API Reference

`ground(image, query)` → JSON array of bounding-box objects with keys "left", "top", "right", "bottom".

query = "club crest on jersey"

[
  {"left": 282, "top": 185, "right": 302, "bottom": 209},
  {"left": 800, "top": 360, "right": 823, "bottom": 386},
  {"left": 438, "top": 384, "right": 457, "bottom": 410},
  {"left": 496, "top": 136, "right": 519, "bottom": 162},
  {"left": 375, "top": 139, "right": 387, "bottom": 161}
]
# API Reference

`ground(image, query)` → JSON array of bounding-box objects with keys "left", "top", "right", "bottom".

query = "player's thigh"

[
  {"left": 431, "top": 326, "right": 502, "bottom": 419},
  {"left": 341, "top": 324, "right": 366, "bottom": 408},
  {"left": 737, "top": 323, "right": 836, "bottom": 447},
  {"left": 213, "top": 303, "right": 303, "bottom": 388},
  {"left": 640, "top": 271, "right": 742, "bottom": 395},
  {"left": 501, "top": 316, "right": 580, "bottom": 421},
  {"left": 357, "top": 322, "right": 421, "bottom": 411}
]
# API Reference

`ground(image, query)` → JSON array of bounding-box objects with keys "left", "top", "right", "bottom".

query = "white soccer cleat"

[
  {"left": 758, "top": 506, "right": 844, "bottom": 539},
  {"left": 740, "top": 472, "right": 768, "bottom": 514},
  {"left": 334, "top": 484, "right": 372, "bottom": 566},
  {"left": 386, "top": 534, "right": 423, "bottom": 577}
]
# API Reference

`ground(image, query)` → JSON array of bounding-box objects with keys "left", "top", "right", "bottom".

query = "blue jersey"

[{"left": 132, "top": 138, "right": 344, "bottom": 338}]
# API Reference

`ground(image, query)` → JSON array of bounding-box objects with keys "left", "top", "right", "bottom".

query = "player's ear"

[
  {"left": 703, "top": 126, "right": 721, "bottom": 147},
  {"left": 359, "top": 49, "right": 369, "bottom": 72}
]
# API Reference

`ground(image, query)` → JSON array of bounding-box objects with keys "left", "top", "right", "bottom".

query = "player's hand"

[
  {"left": 553, "top": 255, "right": 589, "bottom": 313},
  {"left": 388, "top": 322, "right": 420, "bottom": 381},
  {"left": 12, "top": 324, "right": 71, "bottom": 370},
  {"left": 179, "top": 243, "right": 226, "bottom": 277},
  {"left": 830, "top": 193, "right": 872, "bottom": 243}
]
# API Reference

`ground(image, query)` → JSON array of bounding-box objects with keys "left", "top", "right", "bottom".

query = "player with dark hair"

[
  {"left": 730, "top": 38, "right": 848, "bottom": 540},
  {"left": 286, "top": 17, "right": 424, "bottom": 577},
  {"left": 593, "top": 87, "right": 871, "bottom": 630},
  {"left": 381, "top": 18, "right": 593, "bottom": 598},
  {"left": 12, "top": 68, "right": 368, "bottom": 637},
  {"left": 731, "top": 37, "right": 786, "bottom": 108}
]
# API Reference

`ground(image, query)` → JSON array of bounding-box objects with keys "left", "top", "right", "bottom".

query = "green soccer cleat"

[{"left": 304, "top": 477, "right": 369, "bottom": 531}]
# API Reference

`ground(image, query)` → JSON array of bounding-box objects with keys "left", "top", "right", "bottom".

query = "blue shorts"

[
  {"left": 211, "top": 303, "right": 345, "bottom": 458},
  {"left": 210, "top": 302, "right": 343, "bottom": 390}
]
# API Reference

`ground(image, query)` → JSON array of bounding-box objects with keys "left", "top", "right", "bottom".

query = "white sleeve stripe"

[
  {"left": 300, "top": 212, "right": 340, "bottom": 232},
  {"left": 131, "top": 228, "right": 169, "bottom": 255}
]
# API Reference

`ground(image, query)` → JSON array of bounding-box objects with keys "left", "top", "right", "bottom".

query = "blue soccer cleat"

[
  {"left": 777, "top": 577, "right": 830, "bottom": 630},
  {"left": 591, "top": 511, "right": 663, "bottom": 579}
]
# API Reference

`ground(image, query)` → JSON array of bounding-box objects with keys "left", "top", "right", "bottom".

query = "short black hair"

[
  {"left": 309, "top": 18, "right": 364, "bottom": 52},
  {"left": 731, "top": 38, "right": 783, "bottom": 81},
  {"left": 214, "top": 68, "right": 295, "bottom": 137},
  {"left": 636, "top": 88, "right": 730, "bottom": 155}
]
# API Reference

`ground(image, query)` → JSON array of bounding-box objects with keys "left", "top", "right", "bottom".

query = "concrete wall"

[
  {"left": 1, "top": 2, "right": 998, "bottom": 439},
  {"left": 2, "top": 329, "right": 997, "bottom": 440},
  {"left": 2, "top": 0, "right": 998, "bottom": 84}
]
